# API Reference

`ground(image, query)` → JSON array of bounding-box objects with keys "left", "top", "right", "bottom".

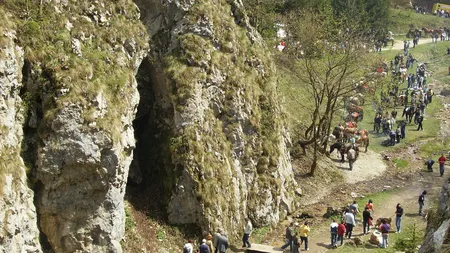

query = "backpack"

[
  {"left": 330, "top": 226, "right": 338, "bottom": 233},
  {"left": 183, "top": 244, "right": 192, "bottom": 253}
]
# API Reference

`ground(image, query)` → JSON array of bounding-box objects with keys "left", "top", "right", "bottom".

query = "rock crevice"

[{"left": 133, "top": 0, "right": 299, "bottom": 237}]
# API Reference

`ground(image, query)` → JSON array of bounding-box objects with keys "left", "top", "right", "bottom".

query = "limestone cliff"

[
  {"left": 0, "top": 11, "right": 42, "bottom": 253},
  {"left": 2, "top": 1, "right": 148, "bottom": 252},
  {"left": 1, "top": 0, "right": 298, "bottom": 250},
  {"left": 133, "top": 0, "right": 299, "bottom": 237},
  {"left": 419, "top": 178, "right": 450, "bottom": 253}
]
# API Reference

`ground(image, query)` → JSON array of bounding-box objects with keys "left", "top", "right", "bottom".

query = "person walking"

[
  {"left": 417, "top": 114, "right": 424, "bottom": 131},
  {"left": 213, "top": 228, "right": 222, "bottom": 253},
  {"left": 380, "top": 219, "right": 391, "bottom": 248},
  {"left": 216, "top": 234, "right": 229, "bottom": 253},
  {"left": 362, "top": 206, "right": 372, "bottom": 235},
  {"left": 395, "top": 203, "right": 404, "bottom": 233},
  {"left": 183, "top": 240, "right": 194, "bottom": 253},
  {"left": 400, "top": 121, "right": 406, "bottom": 139},
  {"left": 349, "top": 201, "right": 359, "bottom": 219},
  {"left": 344, "top": 209, "right": 356, "bottom": 239},
  {"left": 292, "top": 232, "right": 300, "bottom": 253},
  {"left": 242, "top": 218, "right": 252, "bottom": 248},
  {"left": 439, "top": 154, "right": 447, "bottom": 177},
  {"left": 337, "top": 220, "right": 346, "bottom": 246},
  {"left": 389, "top": 129, "right": 397, "bottom": 145},
  {"left": 280, "top": 222, "right": 294, "bottom": 252},
  {"left": 347, "top": 148, "right": 357, "bottom": 170},
  {"left": 425, "top": 158, "right": 435, "bottom": 172},
  {"left": 206, "top": 234, "right": 214, "bottom": 253},
  {"left": 365, "top": 199, "right": 374, "bottom": 213},
  {"left": 200, "top": 239, "right": 210, "bottom": 253},
  {"left": 419, "top": 190, "right": 427, "bottom": 216},
  {"left": 330, "top": 219, "right": 339, "bottom": 248},
  {"left": 299, "top": 221, "right": 311, "bottom": 251}
]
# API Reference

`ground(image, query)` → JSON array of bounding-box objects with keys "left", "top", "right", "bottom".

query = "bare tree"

[{"left": 284, "top": 9, "right": 373, "bottom": 175}]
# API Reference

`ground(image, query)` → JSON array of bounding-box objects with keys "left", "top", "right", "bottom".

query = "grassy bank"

[
  {"left": 389, "top": 9, "right": 450, "bottom": 34},
  {"left": 358, "top": 41, "right": 448, "bottom": 153}
]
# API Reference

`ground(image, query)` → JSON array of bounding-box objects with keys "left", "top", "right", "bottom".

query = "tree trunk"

[{"left": 310, "top": 123, "right": 318, "bottom": 176}]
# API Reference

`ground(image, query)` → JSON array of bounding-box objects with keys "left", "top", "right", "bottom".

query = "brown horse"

[
  {"left": 356, "top": 131, "right": 370, "bottom": 152},
  {"left": 344, "top": 127, "right": 358, "bottom": 139},
  {"left": 347, "top": 104, "right": 364, "bottom": 114}
]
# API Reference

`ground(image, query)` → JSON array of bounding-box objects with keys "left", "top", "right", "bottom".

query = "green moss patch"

[{"left": 2, "top": 0, "right": 149, "bottom": 140}]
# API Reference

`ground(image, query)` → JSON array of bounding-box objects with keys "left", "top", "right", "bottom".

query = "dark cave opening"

[
  {"left": 126, "top": 57, "right": 175, "bottom": 221},
  {"left": 19, "top": 60, "right": 53, "bottom": 252}
]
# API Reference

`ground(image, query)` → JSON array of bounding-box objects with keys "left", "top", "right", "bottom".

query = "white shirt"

[
  {"left": 244, "top": 221, "right": 253, "bottom": 235},
  {"left": 330, "top": 222, "right": 338, "bottom": 230},
  {"left": 344, "top": 212, "right": 356, "bottom": 225},
  {"left": 184, "top": 243, "right": 193, "bottom": 253}
]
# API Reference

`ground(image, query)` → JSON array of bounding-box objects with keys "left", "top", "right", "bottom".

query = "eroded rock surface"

[
  {"left": 134, "top": 0, "right": 299, "bottom": 237},
  {"left": 419, "top": 179, "right": 450, "bottom": 253},
  {"left": 0, "top": 22, "right": 42, "bottom": 253}
]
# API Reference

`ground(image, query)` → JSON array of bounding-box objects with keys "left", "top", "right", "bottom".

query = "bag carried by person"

[{"left": 330, "top": 226, "right": 338, "bottom": 234}]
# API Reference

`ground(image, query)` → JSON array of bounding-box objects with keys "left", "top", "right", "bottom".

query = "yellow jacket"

[{"left": 299, "top": 225, "right": 310, "bottom": 237}]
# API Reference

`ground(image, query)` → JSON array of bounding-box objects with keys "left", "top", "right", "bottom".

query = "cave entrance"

[{"left": 127, "top": 57, "right": 174, "bottom": 220}]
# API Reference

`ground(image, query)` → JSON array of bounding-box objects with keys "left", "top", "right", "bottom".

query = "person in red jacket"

[
  {"left": 337, "top": 220, "right": 346, "bottom": 246},
  {"left": 439, "top": 154, "right": 447, "bottom": 177}
]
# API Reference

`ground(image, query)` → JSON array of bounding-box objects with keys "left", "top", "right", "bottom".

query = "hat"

[
  {"left": 202, "top": 239, "right": 206, "bottom": 243},
  {"left": 188, "top": 239, "right": 193, "bottom": 243},
  {"left": 207, "top": 234, "right": 212, "bottom": 240}
]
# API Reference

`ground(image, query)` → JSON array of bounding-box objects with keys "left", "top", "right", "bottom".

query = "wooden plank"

[{"left": 245, "top": 244, "right": 284, "bottom": 253}]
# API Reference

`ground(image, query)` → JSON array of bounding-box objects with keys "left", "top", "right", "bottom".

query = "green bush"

[{"left": 394, "top": 223, "right": 423, "bottom": 253}]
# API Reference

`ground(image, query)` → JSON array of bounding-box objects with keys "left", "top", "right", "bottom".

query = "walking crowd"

[
  {"left": 373, "top": 47, "right": 435, "bottom": 148},
  {"left": 275, "top": 192, "right": 432, "bottom": 252}
]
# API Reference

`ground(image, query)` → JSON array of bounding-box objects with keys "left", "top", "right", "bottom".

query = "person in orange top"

[
  {"left": 439, "top": 154, "right": 447, "bottom": 177},
  {"left": 365, "top": 199, "right": 374, "bottom": 213}
]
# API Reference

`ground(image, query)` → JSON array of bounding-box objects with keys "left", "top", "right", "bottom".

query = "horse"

[
  {"left": 349, "top": 94, "right": 365, "bottom": 106},
  {"left": 344, "top": 127, "right": 358, "bottom": 140},
  {"left": 347, "top": 104, "right": 364, "bottom": 114},
  {"left": 332, "top": 126, "right": 344, "bottom": 141},
  {"left": 356, "top": 134, "right": 370, "bottom": 152},
  {"left": 402, "top": 106, "right": 415, "bottom": 123},
  {"left": 329, "top": 142, "right": 355, "bottom": 161}
]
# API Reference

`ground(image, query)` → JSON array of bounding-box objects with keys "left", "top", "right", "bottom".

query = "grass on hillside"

[
  {"left": 389, "top": 9, "right": 450, "bottom": 34},
  {"left": 357, "top": 41, "right": 448, "bottom": 153}
]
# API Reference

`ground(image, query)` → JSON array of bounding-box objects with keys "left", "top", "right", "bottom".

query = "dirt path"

[
  {"left": 303, "top": 171, "right": 446, "bottom": 253},
  {"left": 387, "top": 38, "right": 434, "bottom": 51},
  {"left": 331, "top": 150, "right": 387, "bottom": 184}
]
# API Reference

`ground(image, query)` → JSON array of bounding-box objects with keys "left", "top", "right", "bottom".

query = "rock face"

[
  {"left": 0, "top": 18, "right": 42, "bottom": 252},
  {"left": 134, "top": 0, "right": 299, "bottom": 237},
  {"left": 2, "top": 1, "right": 148, "bottom": 252},
  {"left": 419, "top": 179, "right": 450, "bottom": 253}
]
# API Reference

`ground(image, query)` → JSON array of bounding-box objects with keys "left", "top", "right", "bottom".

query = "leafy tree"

[
  {"left": 243, "top": 0, "right": 284, "bottom": 38},
  {"left": 331, "top": 0, "right": 389, "bottom": 40},
  {"left": 365, "top": 0, "right": 390, "bottom": 38},
  {"left": 283, "top": 0, "right": 331, "bottom": 12}
]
